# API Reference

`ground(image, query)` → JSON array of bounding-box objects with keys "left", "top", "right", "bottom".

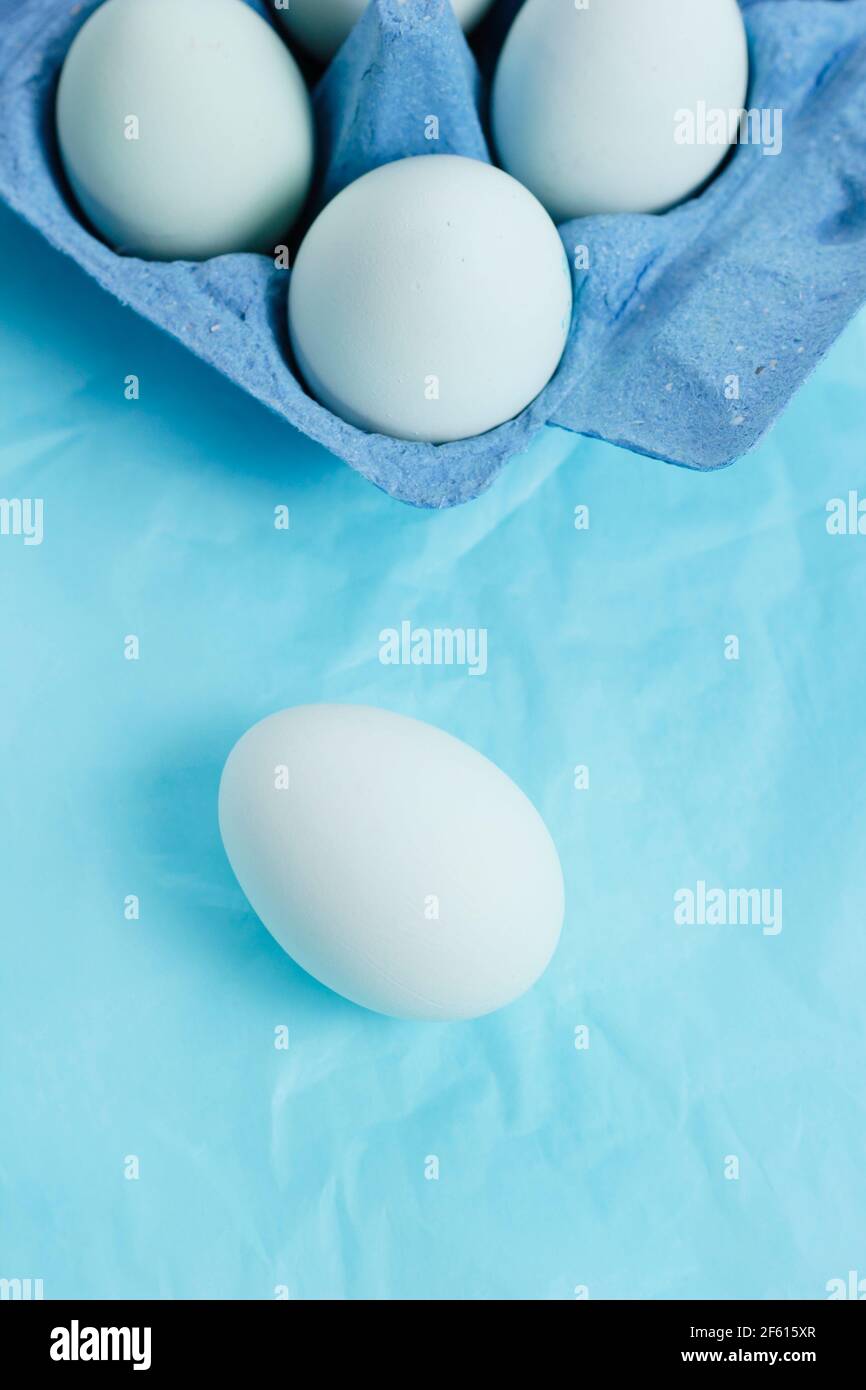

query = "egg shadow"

[{"left": 103, "top": 717, "right": 376, "bottom": 1025}]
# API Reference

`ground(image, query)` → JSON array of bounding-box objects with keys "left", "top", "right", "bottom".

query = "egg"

[
  {"left": 288, "top": 155, "right": 572, "bottom": 442},
  {"left": 56, "top": 0, "right": 314, "bottom": 261},
  {"left": 218, "top": 705, "right": 565, "bottom": 1021},
  {"left": 492, "top": 0, "right": 749, "bottom": 221},
  {"left": 274, "top": 0, "right": 495, "bottom": 64}
]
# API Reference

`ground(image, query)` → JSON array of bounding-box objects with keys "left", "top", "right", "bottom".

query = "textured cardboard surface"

[{"left": 1, "top": 0, "right": 864, "bottom": 507}]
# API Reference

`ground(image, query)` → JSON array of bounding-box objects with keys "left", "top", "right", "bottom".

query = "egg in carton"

[{"left": 0, "top": 0, "right": 865, "bottom": 508}]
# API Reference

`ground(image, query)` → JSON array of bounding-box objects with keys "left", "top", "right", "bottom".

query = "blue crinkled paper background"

[
  {"left": 0, "top": 0, "right": 865, "bottom": 507},
  {"left": 1, "top": 173, "right": 865, "bottom": 1298}
]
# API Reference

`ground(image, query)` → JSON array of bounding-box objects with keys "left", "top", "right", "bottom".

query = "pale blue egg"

[{"left": 57, "top": 0, "right": 314, "bottom": 261}]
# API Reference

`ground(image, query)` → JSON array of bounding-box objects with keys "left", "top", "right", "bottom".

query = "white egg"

[
  {"left": 218, "top": 705, "right": 565, "bottom": 1021},
  {"left": 275, "top": 0, "right": 495, "bottom": 63},
  {"left": 492, "top": 0, "right": 749, "bottom": 221},
  {"left": 288, "top": 155, "right": 572, "bottom": 442},
  {"left": 56, "top": 0, "right": 314, "bottom": 261}
]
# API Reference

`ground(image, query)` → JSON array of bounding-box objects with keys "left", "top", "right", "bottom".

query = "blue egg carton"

[{"left": 1, "top": 0, "right": 864, "bottom": 508}]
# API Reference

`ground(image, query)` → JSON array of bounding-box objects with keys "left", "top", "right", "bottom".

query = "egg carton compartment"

[{"left": 1, "top": 0, "right": 864, "bottom": 509}]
